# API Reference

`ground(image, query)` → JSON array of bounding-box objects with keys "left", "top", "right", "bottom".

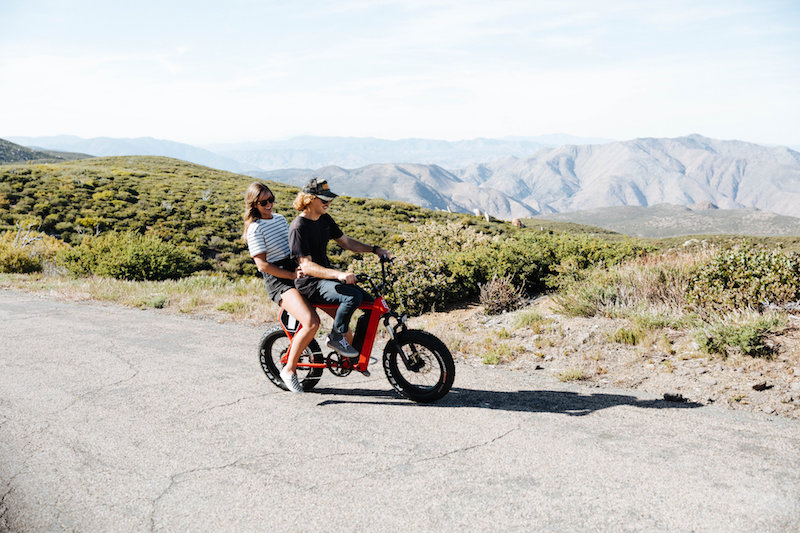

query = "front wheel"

[
  {"left": 259, "top": 325, "right": 324, "bottom": 392},
  {"left": 383, "top": 330, "right": 455, "bottom": 403}
]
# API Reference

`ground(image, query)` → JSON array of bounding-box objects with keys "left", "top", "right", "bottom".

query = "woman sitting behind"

[{"left": 243, "top": 182, "right": 319, "bottom": 394}]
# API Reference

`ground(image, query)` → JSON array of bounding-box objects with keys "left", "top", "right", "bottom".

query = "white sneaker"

[
  {"left": 279, "top": 368, "right": 304, "bottom": 394},
  {"left": 326, "top": 330, "right": 359, "bottom": 358}
]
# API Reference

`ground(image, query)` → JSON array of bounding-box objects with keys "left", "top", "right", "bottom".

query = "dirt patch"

[{"left": 410, "top": 296, "right": 800, "bottom": 420}]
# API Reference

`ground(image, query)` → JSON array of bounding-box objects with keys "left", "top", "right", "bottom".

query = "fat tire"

[
  {"left": 259, "top": 325, "right": 324, "bottom": 392},
  {"left": 383, "top": 329, "right": 455, "bottom": 403}
]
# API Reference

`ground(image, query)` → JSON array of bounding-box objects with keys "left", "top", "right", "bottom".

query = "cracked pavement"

[{"left": 2, "top": 289, "right": 800, "bottom": 532}]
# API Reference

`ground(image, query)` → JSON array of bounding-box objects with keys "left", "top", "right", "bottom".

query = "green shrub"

[
  {"left": 687, "top": 247, "right": 800, "bottom": 313},
  {"left": 693, "top": 311, "right": 786, "bottom": 358},
  {"left": 352, "top": 222, "right": 648, "bottom": 316},
  {"left": 352, "top": 222, "right": 491, "bottom": 314},
  {"left": 0, "top": 227, "right": 69, "bottom": 273},
  {"left": 512, "top": 309, "right": 545, "bottom": 329},
  {"left": 57, "top": 230, "right": 198, "bottom": 281},
  {"left": 554, "top": 251, "right": 703, "bottom": 318},
  {"left": 553, "top": 271, "right": 621, "bottom": 317},
  {"left": 556, "top": 368, "right": 588, "bottom": 382},
  {"left": 608, "top": 325, "right": 646, "bottom": 345},
  {"left": 0, "top": 242, "right": 41, "bottom": 273}
]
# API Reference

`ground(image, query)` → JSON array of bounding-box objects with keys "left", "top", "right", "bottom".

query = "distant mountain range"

[
  {"left": 253, "top": 164, "right": 539, "bottom": 220},
  {"left": 457, "top": 135, "right": 800, "bottom": 218},
  {"left": 5, "top": 133, "right": 800, "bottom": 228},
  {"left": 203, "top": 134, "right": 611, "bottom": 170},
  {"left": 252, "top": 135, "right": 800, "bottom": 222},
  {"left": 532, "top": 204, "right": 800, "bottom": 238}
]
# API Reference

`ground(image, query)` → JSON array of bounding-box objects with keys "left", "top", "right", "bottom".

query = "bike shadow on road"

[{"left": 314, "top": 387, "right": 704, "bottom": 416}]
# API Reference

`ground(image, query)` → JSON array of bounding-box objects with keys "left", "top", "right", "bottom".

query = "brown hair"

[
  {"left": 293, "top": 191, "right": 316, "bottom": 212},
  {"left": 242, "top": 182, "right": 273, "bottom": 242}
]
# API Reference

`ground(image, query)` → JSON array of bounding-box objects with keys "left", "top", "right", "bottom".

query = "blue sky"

[{"left": 1, "top": 0, "right": 798, "bottom": 146}]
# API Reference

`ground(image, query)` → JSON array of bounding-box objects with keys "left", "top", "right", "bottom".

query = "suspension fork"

[{"left": 383, "top": 311, "right": 420, "bottom": 370}]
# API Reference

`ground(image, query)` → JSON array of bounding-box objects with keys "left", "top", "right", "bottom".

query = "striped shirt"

[{"left": 246, "top": 214, "right": 291, "bottom": 262}]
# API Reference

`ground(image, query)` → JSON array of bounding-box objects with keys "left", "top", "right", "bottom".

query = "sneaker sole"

[
  {"left": 326, "top": 341, "right": 359, "bottom": 358},
  {"left": 280, "top": 371, "right": 304, "bottom": 394}
]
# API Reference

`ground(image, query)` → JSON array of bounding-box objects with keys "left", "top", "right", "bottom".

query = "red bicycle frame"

[{"left": 277, "top": 296, "right": 391, "bottom": 373}]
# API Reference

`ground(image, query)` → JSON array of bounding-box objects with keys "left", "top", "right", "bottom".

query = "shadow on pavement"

[{"left": 314, "top": 387, "right": 703, "bottom": 416}]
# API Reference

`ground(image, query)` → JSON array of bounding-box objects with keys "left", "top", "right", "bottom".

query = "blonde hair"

[
  {"left": 293, "top": 191, "right": 317, "bottom": 212},
  {"left": 241, "top": 182, "right": 273, "bottom": 242}
]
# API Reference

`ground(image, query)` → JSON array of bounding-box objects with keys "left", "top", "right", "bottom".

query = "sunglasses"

[
  {"left": 256, "top": 196, "right": 275, "bottom": 206},
  {"left": 317, "top": 197, "right": 331, "bottom": 205}
]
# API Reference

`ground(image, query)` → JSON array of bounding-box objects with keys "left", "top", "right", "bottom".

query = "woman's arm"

[{"left": 252, "top": 253, "right": 296, "bottom": 280}]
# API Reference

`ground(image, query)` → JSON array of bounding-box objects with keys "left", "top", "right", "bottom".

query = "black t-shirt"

[{"left": 289, "top": 213, "right": 343, "bottom": 295}]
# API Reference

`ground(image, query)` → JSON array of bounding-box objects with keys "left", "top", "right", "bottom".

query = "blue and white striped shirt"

[{"left": 247, "top": 214, "right": 291, "bottom": 262}]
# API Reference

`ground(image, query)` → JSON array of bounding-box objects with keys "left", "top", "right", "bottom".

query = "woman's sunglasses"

[{"left": 256, "top": 196, "right": 275, "bottom": 206}]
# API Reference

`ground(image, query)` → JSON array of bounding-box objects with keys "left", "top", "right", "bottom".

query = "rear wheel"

[
  {"left": 383, "top": 330, "right": 455, "bottom": 403},
  {"left": 259, "top": 325, "right": 324, "bottom": 391}
]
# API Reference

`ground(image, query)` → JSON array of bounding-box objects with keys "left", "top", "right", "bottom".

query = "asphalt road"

[{"left": 1, "top": 289, "right": 799, "bottom": 532}]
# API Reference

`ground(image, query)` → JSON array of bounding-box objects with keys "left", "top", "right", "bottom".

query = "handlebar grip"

[{"left": 355, "top": 273, "right": 369, "bottom": 282}]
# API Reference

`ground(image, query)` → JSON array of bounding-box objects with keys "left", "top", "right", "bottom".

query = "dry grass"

[{"left": 0, "top": 272, "right": 280, "bottom": 323}]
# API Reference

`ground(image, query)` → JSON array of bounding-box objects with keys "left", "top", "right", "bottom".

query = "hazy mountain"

[
  {"left": 533, "top": 203, "right": 800, "bottom": 238},
  {"left": 206, "top": 135, "right": 559, "bottom": 171},
  {"left": 458, "top": 135, "right": 800, "bottom": 218},
  {"left": 252, "top": 163, "right": 538, "bottom": 220},
  {"left": 7, "top": 135, "right": 251, "bottom": 173}
]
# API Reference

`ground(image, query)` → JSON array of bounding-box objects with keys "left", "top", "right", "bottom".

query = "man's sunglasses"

[
  {"left": 318, "top": 197, "right": 331, "bottom": 205},
  {"left": 256, "top": 196, "right": 275, "bottom": 206}
]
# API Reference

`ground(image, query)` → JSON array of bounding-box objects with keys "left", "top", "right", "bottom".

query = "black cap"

[{"left": 302, "top": 178, "right": 338, "bottom": 201}]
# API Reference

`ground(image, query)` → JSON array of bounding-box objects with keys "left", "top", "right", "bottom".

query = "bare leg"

[{"left": 279, "top": 289, "right": 320, "bottom": 372}]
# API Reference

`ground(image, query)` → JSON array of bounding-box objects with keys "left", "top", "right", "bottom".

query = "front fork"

[{"left": 383, "top": 311, "right": 423, "bottom": 371}]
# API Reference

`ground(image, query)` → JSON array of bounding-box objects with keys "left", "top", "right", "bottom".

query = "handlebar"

[{"left": 354, "top": 254, "right": 394, "bottom": 297}]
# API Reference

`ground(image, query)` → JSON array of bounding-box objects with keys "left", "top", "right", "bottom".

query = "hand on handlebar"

[
  {"left": 337, "top": 272, "right": 357, "bottom": 284},
  {"left": 374, "top": 247, "right": 392, "bottom": 261}
]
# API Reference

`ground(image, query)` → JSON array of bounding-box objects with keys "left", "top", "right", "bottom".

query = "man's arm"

[
  {"left": 334, "top": 235, "right": 391, "bottom": 258},
  {"left": 297, "top": 255, "right": 356, "bottom": 284}
]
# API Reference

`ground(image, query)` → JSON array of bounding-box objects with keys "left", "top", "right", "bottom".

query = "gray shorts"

[{"left": 262, "top": 257, "right": 298, "bottom": 304}]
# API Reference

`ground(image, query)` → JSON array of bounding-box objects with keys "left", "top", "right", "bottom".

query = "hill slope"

[
  {"left": 0, "top": 138, "right": 89, "bottom": 164},
  {"left": 8, "top": 135, "right": 251, "bottom": 173},
  {"left": 0, "top": 156, "right": 531, "bottom": 275}
]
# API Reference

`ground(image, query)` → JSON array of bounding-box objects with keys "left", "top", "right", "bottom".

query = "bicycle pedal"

[{"left": 358, "top": 369, "right": 371, "bottom": 377}]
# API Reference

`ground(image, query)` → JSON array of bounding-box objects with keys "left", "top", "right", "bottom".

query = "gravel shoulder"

[{"left": 413, "top": 297, "right": 800, "bottom": 421}]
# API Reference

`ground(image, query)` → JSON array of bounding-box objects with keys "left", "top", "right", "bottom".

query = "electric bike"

[{"left": 258, "top": 258, "right": 455, "bottom": 403}]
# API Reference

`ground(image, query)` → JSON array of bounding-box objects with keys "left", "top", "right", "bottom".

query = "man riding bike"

[{"left": 288, "top": 178, "right": 390, "bottom": 358}]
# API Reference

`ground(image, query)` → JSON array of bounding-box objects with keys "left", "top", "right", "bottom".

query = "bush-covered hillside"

[{"left": 0, "top": 156, "right": 543, "bottom": 276}]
